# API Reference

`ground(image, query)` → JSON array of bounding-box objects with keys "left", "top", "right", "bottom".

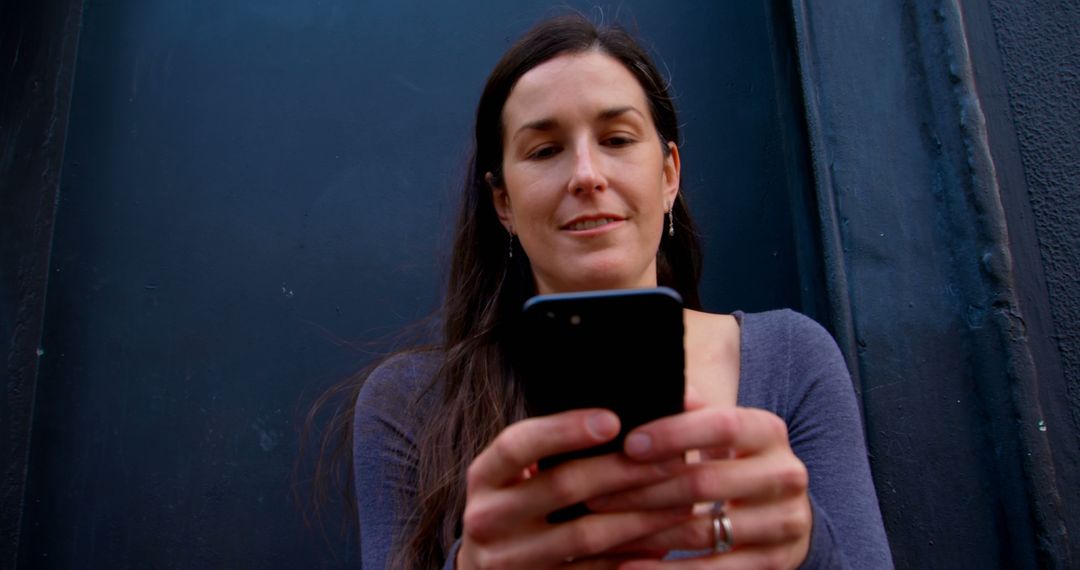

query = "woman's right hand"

[{"left": 457, "top": 409, "right": 693, "bottom": 569}]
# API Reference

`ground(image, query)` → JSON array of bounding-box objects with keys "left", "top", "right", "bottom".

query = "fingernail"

[
  {"left": 587, "top": 412, "right": 618, "bottom": 439},
  {"left": 626, "top": 433, "right": 652, "bottom": 457}
]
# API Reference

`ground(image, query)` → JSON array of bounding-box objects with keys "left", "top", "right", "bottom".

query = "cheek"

[
  {"left": 514, "top": 197, "right": 555, "bottom": 235},
  {"left": 506, "top": 180, "right": 558, "bottom": 225}
]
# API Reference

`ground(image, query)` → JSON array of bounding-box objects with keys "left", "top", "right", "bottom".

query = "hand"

[
  {"left": 586, "top": 407, "right": 812, "bottom": 569},
  {"left": 457, "top": 409, "right": 694, "bottom": 569}
]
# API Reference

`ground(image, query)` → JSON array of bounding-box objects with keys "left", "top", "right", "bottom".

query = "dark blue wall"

[
  {"left": 981, "top": 0, "right": 1080, "bottom": 561},
  {"left": 0, "top": 0, "right": 83, "bottom": 567},
  {"left": 791, "top": 0, "right": 1078, "bottom": 566}
]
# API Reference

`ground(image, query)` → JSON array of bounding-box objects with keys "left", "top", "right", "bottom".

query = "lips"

[{"left": 561, "top": 214, "right": 625, "bottom": 232}]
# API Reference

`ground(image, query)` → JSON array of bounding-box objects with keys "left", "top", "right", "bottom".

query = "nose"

[{"left": 567, "top": 143, "right": 607, "bottom": 195}]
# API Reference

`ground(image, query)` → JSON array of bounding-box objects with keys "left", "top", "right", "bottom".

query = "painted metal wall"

[
  {"left": 793, "top": 0, "right": 1078, "bottom": 566},
  {"left": 980, "top": 0, "right": 1080, "bottom": 562},
  {"left": 0, "top": 0, "right": 84, "bottom": 567},
  {"left": 983, "top": 2, "right": 1080, "bottom": 392}
]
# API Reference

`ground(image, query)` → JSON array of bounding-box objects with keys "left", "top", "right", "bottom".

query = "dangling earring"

[
  {"left": 507, "top": 228, "right": 515, "bottom": 259},
  {"left": 666, "top": 200, "right": 675, "bottom": 237}
]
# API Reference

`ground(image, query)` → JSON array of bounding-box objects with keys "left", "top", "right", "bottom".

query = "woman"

[{"left": 340, "top": 15, "right": 892, "bottom": 569}]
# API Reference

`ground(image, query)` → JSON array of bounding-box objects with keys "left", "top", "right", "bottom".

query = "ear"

[
  {"left": 662, "top": 141, "right": 681, "bottom": 206},
  {"left": 486, "top": 172, "right": 514, "bottom": 232}
]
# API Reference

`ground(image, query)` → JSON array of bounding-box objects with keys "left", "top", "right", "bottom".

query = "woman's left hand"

[{"left": 584, "top": 407, "right": 812, "bottom": 569}]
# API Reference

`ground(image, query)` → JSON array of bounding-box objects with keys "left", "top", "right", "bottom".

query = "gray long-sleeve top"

[{"left": 353, "top": 310, "right": 894, "bottom": 568}]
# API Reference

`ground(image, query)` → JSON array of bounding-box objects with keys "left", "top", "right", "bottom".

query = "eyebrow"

[
  {"left": 511, "top": 106, "right": 646, "bottom": 141},
  {"left": 597, "top": 106, "right": 643, "bottom": 121}
]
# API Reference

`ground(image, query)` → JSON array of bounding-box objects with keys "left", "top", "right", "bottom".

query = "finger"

[
  {"left": 482, "top": 453, "right": 684, "bottom": 522},
  {"left": 563, "top": 557, "right": 624, "bottom": 570},
  {"left": 588, "top": 455, "right": 807, "bottom": 511},
  {"left": 472, "top": 508, "right": 691, "bottom": 568},
  {"left": 563, "top": 552, "right": 663, "bottom": 570},
  {"left": 607, "top": 498, "right": 811, "bottom": 553},
  {"left": 469, "top": 409, "right": 620, "bottom": 489},
  {"left": 624, "top": 408, "right": 790, "bottom": 462},
  {"left": 618, "top": 546, "right": 803, "bottom": 570},
  {"left": 526, "top": 508, "right": 692, "bottom": 564},
  {"left": 684, "top": 385, "right": 706, "bottom": 411}
]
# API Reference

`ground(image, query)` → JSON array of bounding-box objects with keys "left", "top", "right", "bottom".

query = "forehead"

[{"left": 502, "top": 51, "right": 651, "bottom": 127}]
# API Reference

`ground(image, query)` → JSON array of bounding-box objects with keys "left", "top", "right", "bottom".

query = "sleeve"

[
  {"left": 780, "top": 311, "right": 894, "bottom": 569},
  {"left": 353, "top": 354, "right": 436, "bottom": 569}
]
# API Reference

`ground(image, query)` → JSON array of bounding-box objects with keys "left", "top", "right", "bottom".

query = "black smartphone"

[{"left": 510, "top": 287, "right": 686, "bottom": 521}]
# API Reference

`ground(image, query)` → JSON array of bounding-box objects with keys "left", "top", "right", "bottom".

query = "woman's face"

[{"left": 491, "top": 50, "right": 680, "bottom": 295}]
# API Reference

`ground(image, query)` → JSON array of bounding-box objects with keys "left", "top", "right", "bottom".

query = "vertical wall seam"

[
  {"left": 940, "top": 0, "right": 1069, "bottom": 564},
  {"left": 10, "top": 3, "right": 86, "bottom": 568},
  {"left": 788, "top": 0, "right": 865, "bottom": 406}
]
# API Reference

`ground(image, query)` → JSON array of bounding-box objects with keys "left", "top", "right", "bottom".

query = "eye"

[
  {"left": 527, "top": 145, "right": 561, "bottom": 160},
  {"left": 603, "top": 135, "right": 636, "bottom": 147}
]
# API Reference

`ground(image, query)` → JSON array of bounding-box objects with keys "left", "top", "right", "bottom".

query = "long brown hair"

[{"left": 306, "top": 14, "right": 704, "bottom": 568}]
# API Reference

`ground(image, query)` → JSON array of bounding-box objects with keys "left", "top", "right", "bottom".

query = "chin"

[{"left": 545, "top": 261, "right": 654, "bottom": 293}]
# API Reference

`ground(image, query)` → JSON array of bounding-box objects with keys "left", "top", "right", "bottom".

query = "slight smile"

[{"left": 561, "top": 215, "right": 626, "bottom": 234}]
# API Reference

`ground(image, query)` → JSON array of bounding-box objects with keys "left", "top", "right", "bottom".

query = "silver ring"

[{"left": 711, "top": 503, "right": 734, "bottom": 553}]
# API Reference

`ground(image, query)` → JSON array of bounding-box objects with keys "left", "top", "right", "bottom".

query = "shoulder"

[
  {"left": 737, "top": 309, "right": 852, "bottom": 416},
  {"left": 355, "top": 349, "right": 444, "bottom": 429},
  {"left": 360, "top": 350, "right": 442, "bottom": 396},
  {"left": 352, "top": 350, "right": 445, "bottom": 566},
  {"left": 740, "top": 309, "right": 844, "bottom": 370},
  {"left": 740, "top": 308, "right": 834, "bottom": 346}
]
